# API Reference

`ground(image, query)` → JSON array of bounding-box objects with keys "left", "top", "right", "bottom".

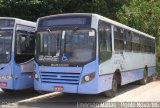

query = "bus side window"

[
  {"left": 124, "top": 30, "right": 132, "bottom": 51},
  {"left": 132, "top": 33, "right": 140, "bottom": 52},
  {"left": 114, "top": 26, "right": 124, "bottom": 52},
  {"left": 145, "top": 37, "right": 152, "bottom": 53},
  {"left": 151, "top": 39, "right": 155, "bottom": 53},
  {"left": 15, "top": 25, "right": 35, "bottom": 64},
  {"left": 98, "top": 20, "right": 112, "bottom": 63}
]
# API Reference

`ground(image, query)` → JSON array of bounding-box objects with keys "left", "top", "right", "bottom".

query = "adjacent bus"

[
  {"left": 34, "top": 13, "right": 155, "bottom": 97},
  {"left": 0, "top": 17, "right": 36, "bottom": 92}
]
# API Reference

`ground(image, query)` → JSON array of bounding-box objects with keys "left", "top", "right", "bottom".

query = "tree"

[
  {"left": 117, "top": 0, "right": 160, "bottom": 42},
  {"left": 117, "top": 0, "right": 160, "bottom": 73},
  {"left": 0, "top": 0, "right": 128, "bottom": 21},
  {"left": 105, "top": 0, "right": 130, "bottom": 19},
  {"left": 63, "top": 0, "right": 109, "bottom": 17}
]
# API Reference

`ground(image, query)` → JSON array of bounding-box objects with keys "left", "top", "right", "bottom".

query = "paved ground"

[
  {"left": 0, "top": 79, "right": 160, "bottom": 108},
  {"left": 109, "top": 80, "right": 160, "bottom": 102},
  {"left": 0, "top": 89, "right": 39, "bottom": 108}
]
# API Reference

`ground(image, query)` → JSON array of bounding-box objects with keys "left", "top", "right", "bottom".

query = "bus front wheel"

[{"left": 104, "top": 75, "right": 118, "bottom": 98}]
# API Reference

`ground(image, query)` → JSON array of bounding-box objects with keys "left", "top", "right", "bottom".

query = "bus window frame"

[
  {"left": 98, "top": 20, "right": 112, "bottom": 64},
  {"left": 0, "top": 28, "right": 13, "bottom": 63},
  {"left": 35, "top": 27, "right": 97, "bottom": 67},
  {"left": 114, "top": 26, "right": 125, "bottom": 52},
  {"left": 14, "top": 24, "right": 35, "bottom": 64}
]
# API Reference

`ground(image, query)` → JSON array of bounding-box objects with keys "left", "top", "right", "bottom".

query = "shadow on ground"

[{"left": 18, "top": 82, "right": 149, "bottom": 108}]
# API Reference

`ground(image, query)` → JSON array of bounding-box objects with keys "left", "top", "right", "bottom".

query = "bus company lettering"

[{"left": 51, "top": 64, "right": 69, "bottom": 67}]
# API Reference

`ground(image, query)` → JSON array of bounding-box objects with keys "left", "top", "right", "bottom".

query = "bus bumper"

[
  {"left": 34, "top": 82, "right": 99, "bottom": 94},
  {"left": 34, "top": 76, "right": 99, "bottom": 94},
  {"left": 34, "top": 61, "right": 100, "bottom": 94},
  {"left": 0, "top": 79, "right": 13, "bottom": 90}
]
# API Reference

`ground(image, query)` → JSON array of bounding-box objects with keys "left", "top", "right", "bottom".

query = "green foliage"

[
  {"left": 0, "top": 0, "right": 70, "bottom": 21},
  {"left": 63, "top": 0, "right": 109, "bottom": 16},
  {"left": 104, "top": 0, "right": 130, "bottom": 19},
  {"left": 117, "top": 1, "right": 160, "bottom": 44},
  {"left": 117, "top": 0, "right": 160, "bottom": 73},
  {"left": 0, "top": 0, "right": 128, "bottom": 21},
  {"left": 117, "top": 0, "right": 160, "bottom": 42}
]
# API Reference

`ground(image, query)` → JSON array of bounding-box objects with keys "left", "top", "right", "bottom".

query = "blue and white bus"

[
  {"left": 34, "top": 13, "right": 155, "bottom": 97},
  {"left": 0, "top": 17, "right": 36, "bottom": 92}
]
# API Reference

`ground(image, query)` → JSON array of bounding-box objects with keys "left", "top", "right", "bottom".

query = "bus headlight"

[
  {"left": 82, "top": 72, "right": 95, "bottom": 83},
  {"left": 34, "top": 73, "right": 39, "bottom": 80},
  {"left": 84, "top": 76, "right": 90, "bottom": 82}
]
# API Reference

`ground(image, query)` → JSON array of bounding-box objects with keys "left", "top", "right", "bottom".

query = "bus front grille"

[{"left": 40, "top": 72, "right": 81, "bottom": 85}]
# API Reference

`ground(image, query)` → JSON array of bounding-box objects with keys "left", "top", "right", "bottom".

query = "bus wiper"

[{"left": 47, "top": 28, "right": 51, "bottom": 33}]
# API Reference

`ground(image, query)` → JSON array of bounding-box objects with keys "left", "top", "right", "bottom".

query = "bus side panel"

[
  {"left": 121, "top": 69, "right": 144, "bottom": 85},
  {"left": 98, "top": 74, "right": 113, "bottom": 93},
  {"left": 13, "top": 72, "right": 33, "bottom": 90},
  {"left": 148, "top": 66, "right": 156, "bottom": 77},
  {"left": 13, "top": 60, "right": 34, "bottom": 90},
  {"left": 76, "top": 15, "right": 99, "bottom": 94},
  {"left": 114, "top": 52, "right": 156, "bottom": 85},
  {"left": 0, "top": 63, "right": 14, "bottom": 89},
  {"left": 78, "top": 60, "right": 99, "bottom": 94}
]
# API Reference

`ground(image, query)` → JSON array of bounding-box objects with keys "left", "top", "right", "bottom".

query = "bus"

[
  {"left": 0, "top": 17, "right": 36, "bottom": 92},
  {"left": 34, "top": 13, "right": 155, "bottom": 97}
]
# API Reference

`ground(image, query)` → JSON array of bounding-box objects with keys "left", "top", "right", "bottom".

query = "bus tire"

[
  {"left": 104, "top": 75, "right": 118, "bottom": 98},
  {"left": 139, "top": 68, "right": 148, "bottom": 85}
]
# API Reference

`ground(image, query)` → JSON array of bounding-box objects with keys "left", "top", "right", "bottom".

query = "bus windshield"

[
  {"left": 36, "top": 29, "right": 96, "bottom": 66},
  {"left": 0, "top": 29, "right": 13, "bottom": 63}
]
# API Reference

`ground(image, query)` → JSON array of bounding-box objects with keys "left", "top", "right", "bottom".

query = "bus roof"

[
  {"left": 0, "top": 17, "right": 36, "bottom": 27},
  {"left": 92, "top": 14, "right": 155, "bottom": 39},
  {"left": 38, "top": 13, "right": 155, "bottom": 39}
]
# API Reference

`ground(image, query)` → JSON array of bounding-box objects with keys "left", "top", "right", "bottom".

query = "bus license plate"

[
  {"left": 54, "top": 86, "right": 64, "bottom": 91},
  {"left": 0, "top": 82, "right": 7, "bottom": 86}
]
